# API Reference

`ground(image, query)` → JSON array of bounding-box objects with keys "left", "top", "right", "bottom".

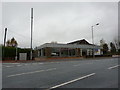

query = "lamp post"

[{"left": 91, "top": 23, "right": 99, "bottom": 58}]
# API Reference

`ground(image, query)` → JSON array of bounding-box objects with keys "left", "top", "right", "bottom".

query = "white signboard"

[{"left": 19, "top": 53, "right": 27, "bottom": 60}]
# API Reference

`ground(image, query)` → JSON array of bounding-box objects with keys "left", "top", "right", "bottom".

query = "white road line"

[
  {"left": 32, "top": 63, "right": 38, "bottom": 65},
  {"left": 4, "top": 66, "right": 14, "bottom": 68},
  {"left": 38, "top": 63, "right": 44, "bottom": 64},
  {"left": 16, "top": 65, "right": 22, "bottom": 67},
  {"left": 49, "top": 73, "right": 96, "bottom": 89},
  {"left": 7, "top": 68, "right": 56, "bottom": 77},
  {"left": 11, "top": 63, "right": 20, "bottom": 64},
  {"left": 73, "top": 63, "right": 93, "bottom": 67},
  {"left": 73, "top": 64, "right": 81, "bottom": 67},
  {"left": 45, "top": 68, "right": 56, "bottom": 71},
  {"left": 4, "top": 65, "right": 22, "bottom": 68},
  {"left": 108, "top": 65, "right": 120, "bottom": 69},
  {"left": 3, "top": 63, "right": 20, "bottom": 65},
  {"left": 24, "top": 64, "right": 28, "bottom": 65}
]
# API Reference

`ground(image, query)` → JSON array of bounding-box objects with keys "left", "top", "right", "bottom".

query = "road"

[{"left": 2, "top": 58, "right": 119, "bottom": 89}]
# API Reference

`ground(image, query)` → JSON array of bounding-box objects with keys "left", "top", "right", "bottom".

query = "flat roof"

[{"left": 37, "top": 43, "right": 102, "bottom": 49}]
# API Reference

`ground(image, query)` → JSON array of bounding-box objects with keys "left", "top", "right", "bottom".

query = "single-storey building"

[{"left": 35, "top": 39, "right": 103, "bottom": 58}]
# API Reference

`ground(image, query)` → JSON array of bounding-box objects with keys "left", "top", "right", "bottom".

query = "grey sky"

[{"left": 2, "top": 2, "right": 118, "bottom": 48}]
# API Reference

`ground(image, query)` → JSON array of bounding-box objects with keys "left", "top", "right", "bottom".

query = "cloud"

[{"left": 2, "top": 2, "right": 118, "bottom": 48}]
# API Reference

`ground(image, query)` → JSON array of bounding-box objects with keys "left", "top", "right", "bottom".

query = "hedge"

[{"left": 2, "top": 46, "right": 31, "bottom": 60}]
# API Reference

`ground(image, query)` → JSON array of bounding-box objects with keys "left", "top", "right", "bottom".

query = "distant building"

[{"left": 35, "top": 39, "right": 103, "bottom": 58}]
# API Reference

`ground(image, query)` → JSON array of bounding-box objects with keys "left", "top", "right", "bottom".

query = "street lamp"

[{"left": 91, "top": 23, "right": 99, "bottom": 58}]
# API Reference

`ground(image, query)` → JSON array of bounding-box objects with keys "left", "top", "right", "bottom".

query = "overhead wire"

[
  {"left": 8, "top": 29, "right": 40, "bottom": 44},
  {"left": 7, "top": 29, "right": 41, "bottom": 48}
]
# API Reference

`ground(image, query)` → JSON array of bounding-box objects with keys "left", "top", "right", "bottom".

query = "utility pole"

[
  {"left": 30, "top": 8, "right": 33, "bottom": 60},
  {"left": 3, "top": 28, "right": 7, "bottom": 60},
  {"left": 4, "top": 28, "right": 7, "bottom": 47}
]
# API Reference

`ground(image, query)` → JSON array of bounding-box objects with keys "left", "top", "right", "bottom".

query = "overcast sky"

[{"left": 2, "top": 2, "right": 118, "bottom": 48}]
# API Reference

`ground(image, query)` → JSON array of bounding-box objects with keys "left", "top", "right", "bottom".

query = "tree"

[
  {"left": 6, "top": 37, "right": 18, "bottom": 47},
  {"left": 119, "top": 41, "right": 120, "bottom": 54},
  {"left": 113, "top": 38, "right": 119, "bottom": 52},
  {"left": 110, "top": 42, "right": 116, "bottom": 54},
  {"left": 103, "top": 43, "right": 109, "bottom": 54},
  {"left": 100, "top": 38, "right": 105, "bottom": 46},
  {"left": 6, "top": 40, "right": 11, "bottom": 47},
  {"left": 11, "top": 37, "right": 18, "bottom": 47}
]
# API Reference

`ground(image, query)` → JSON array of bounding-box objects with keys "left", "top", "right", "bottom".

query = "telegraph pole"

[
  {"left": 30, "top": 8, "right": 33, "bottom": 60},
  {"left": 4, "top": 28, "right": 7, "bottom": 47},
  {"left": 3, "top": 28, "right": 7, "bottom": 60}
]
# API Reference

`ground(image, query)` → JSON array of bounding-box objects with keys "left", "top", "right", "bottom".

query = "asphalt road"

[{"left": 2, "top": 57, "right": 119, "bottom": 89}]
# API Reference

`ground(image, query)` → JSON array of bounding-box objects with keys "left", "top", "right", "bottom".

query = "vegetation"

[
  {"left": 2, "top": 37, "right": 31, "bottom": 60},
  {"left": 1, "top": 37, "right": 120, "bottom": 60},
  {"left": 102, "top": 43, "right": 109, "bottom": 55},
  {"left": 2, "top": 46, "right": 31, "bottom": 60},
  {"left": 6, "top": 37, "right": 18, "bottom": 47},
  {"left": 110, "top": 42, "right": 116, "bottom": 54},
  {"left": 100, "top": 38, "right": 120, "bottom": 55}
]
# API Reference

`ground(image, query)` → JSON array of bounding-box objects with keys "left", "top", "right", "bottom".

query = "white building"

[{"left": 36, "top": 39, "right": 103, "bottom": 58}]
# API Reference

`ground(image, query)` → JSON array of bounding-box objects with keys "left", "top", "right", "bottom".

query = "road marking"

[
  {"left": 108, "top": 65, "right": 120, "bottom": 69},
  {"left": 16, "top": 65, "right": 22, "bottom": 67},
  {"left": 24, "top": 64, "right": 28, "bottom": 65},
  {"left": 48, "top": 73, "right": 96, "bottom": 89},
  {"left": 5, "top": 66, "right": 14, "bottom": 68},
  {"left": 32, "top": 63, "right": 38, "bottom": 65},
  {"left": 3, "top": 63, "right": 20, "bottom": 65},
  {"left": 3, "top": 65, "right": 22, "bottom": 68},
  {"left": 38, "top": 63, "right": 44, "bottom": 64},
  {"left": 46, "top": 68, "right": 56, "bottom": 71},
  {"left": 73, "top": 64, "right": 81, "bottom": 66},
  {"left": 11, "top": 63, "right": 20, "bottom": 64},
  {"left": 7, "top": 68, "right": 56, "bottom": 77},
  {"left": 73, "top": 63, "right": 93, "bottom": 67}
]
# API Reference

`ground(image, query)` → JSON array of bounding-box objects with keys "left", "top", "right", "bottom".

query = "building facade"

[{"left": 35, "top": 39, "right": 103, "bottom": 58}]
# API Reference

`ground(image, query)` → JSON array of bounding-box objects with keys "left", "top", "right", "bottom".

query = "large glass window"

[
  {"left": 60, "top": 48, "right": 69, "bottom": 57},
  {"left": 51, "top": 48, "right": 60, "bottom": 56},
  {"left": 69, "top": 49, "right": 75, "bottom": 56}
]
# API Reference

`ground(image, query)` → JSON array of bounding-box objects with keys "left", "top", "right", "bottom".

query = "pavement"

[
  {"left": 2, "top": 57, "right": 119, "bottom": 89},
  {"left": 1, "top": 56, "right": 113, "bottom": 63}
]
